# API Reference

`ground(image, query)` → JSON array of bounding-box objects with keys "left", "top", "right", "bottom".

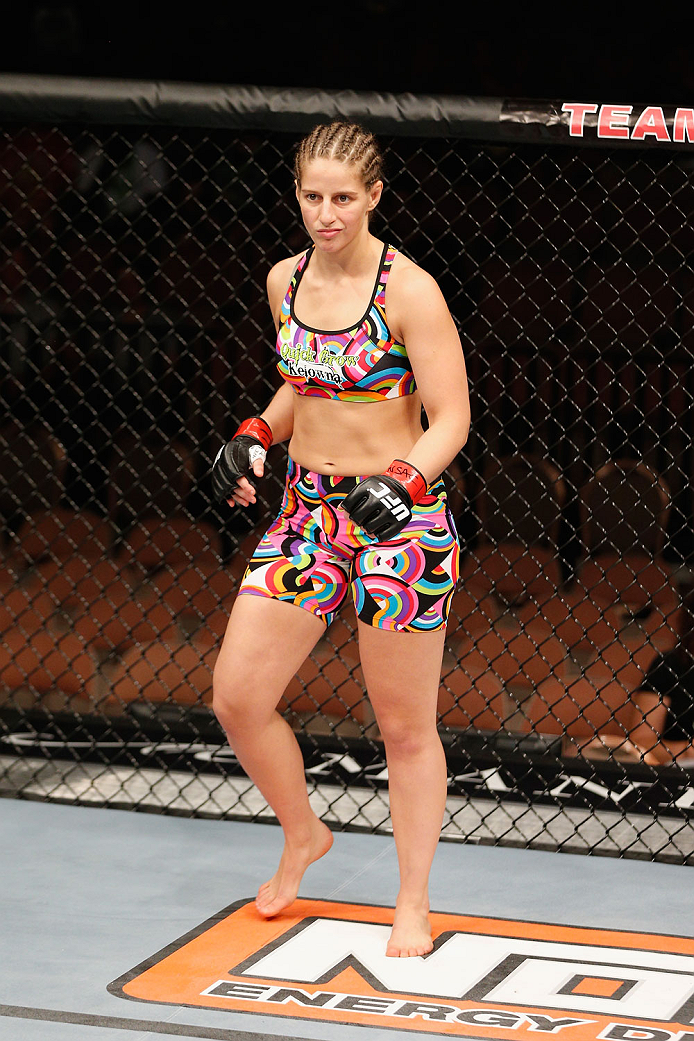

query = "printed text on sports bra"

[{"left": 280, "top": 343, "right": 351, "bottom": 386}]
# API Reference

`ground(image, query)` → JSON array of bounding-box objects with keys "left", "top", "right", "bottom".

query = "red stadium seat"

[{"left": 108, "top": 637, "right": 217, "bottom": 708}]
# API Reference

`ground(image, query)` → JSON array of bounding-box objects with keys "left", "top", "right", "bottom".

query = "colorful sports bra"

[{"left": 275, "top": 243, "right": 416, "bottom": 402}]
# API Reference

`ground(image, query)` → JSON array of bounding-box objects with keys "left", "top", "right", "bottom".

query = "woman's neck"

[{"left": 309, "top": 230, "right": 383, "bottom": 279}]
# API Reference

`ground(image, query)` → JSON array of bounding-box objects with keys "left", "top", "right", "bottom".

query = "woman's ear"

[{"left": 368, "top": 179, "right": 384, "bottom": 211}]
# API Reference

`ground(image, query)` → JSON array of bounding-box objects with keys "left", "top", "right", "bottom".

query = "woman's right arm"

[
  {"left": 258, "top": 254, "right": 304, "bottom": 445},
  {"left": 259, "top": 382, "right": 294, "bottom": 445},
  {"left": 259, "top": 255, "right": 302, "bottom": 445},
  {"left": 228, "top": 257, "right": 299, "bottom": 507}
]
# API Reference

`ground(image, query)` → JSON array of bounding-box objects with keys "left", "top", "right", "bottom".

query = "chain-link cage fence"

[{"left": 1, "top": 80, "right": 693, "bottom": 861}]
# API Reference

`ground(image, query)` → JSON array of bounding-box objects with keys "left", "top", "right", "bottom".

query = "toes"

[
  {"left": 255, "top": 900, "right": 276, "bottom": 918},
  {"left": 256, "top": 889, "right": 297, "bottom": 918},
  {"left": 257, "top": 899, "right": 282, "bottom": 918},
  {"left": 255, "top": 890, "right": 276, "bottom": 915},
  {"left": 385, "top": 941, "right": 432, "bottom": 958}
]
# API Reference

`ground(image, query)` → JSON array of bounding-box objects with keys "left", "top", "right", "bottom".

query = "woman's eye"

[{"left": 337, "top": 195, "right": 351, "bottom": 203}]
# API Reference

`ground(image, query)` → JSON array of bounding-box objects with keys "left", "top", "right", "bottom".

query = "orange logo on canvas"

[{"left": 109, "top": 898, "right": 694, "bottom": 1038}]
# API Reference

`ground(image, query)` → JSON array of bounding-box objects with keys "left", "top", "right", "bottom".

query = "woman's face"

[{"left": 295, "top": 157, "right": 382, "bottom": 251}]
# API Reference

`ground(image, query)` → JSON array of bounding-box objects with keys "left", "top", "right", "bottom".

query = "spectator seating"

[
  {"left": 532, "top": 459, "right": 681, "bottom": 754},
  {"left": 0, "top": 425, "right": 231, "bottom": 714},
  {"left": 0, "top": 421, "right": 684, "bottom": 756},
  {"left": 0, "top": 420, "right": 66, "bottom": 530},
  {"left": 442, "top": 454, "right": 568, "bottom": 733},
  {"left": 0, "top": 424, "right": 103, "bottom": 711}
]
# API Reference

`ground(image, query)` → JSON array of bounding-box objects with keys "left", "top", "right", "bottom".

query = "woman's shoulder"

[
  {"left": 387, "top": 247, "right": 450, "bottom": 314},
  {"left": 266, "top": 251, "right": 308, "bottom": 321},
  {"left": 266, "top": 251, "right": 307, "bottom": 295},
  {"left": 389, "top": 247, "right": 431, "bottom": 283}
]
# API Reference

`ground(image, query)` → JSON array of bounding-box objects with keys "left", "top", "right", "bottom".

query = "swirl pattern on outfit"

[
  {"left": 238, "top": 459, "right": 459, "bottom": 632},
  {"left": 275, "top": 244, "right": 416, "bottom": 402}
]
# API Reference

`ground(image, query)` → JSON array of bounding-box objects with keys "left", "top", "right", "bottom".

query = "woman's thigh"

[
  {"left": 357, "top": 622, "right": 445, "bottom": 731},
  {"left": 214, "top": 594, "right": 326, "bottom": 717}
]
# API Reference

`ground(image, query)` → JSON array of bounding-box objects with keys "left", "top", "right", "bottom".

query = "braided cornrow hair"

[{"left": 294, "top": 122, "right": 384, "bottom": 189}]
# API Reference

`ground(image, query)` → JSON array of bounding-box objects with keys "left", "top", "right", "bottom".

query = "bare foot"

[
  {"left": 255, "top": 817, "right": 333, "bottom": 918},
  {"left": 386, "top": 902, "right": 433, "bottom": 958}
]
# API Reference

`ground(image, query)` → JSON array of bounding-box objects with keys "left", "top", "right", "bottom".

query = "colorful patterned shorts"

[{"left": 237, "top": 458, "right": 460, "bottom": 632}]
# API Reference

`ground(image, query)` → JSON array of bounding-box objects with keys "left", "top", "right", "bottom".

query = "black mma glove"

[
  {"left": 211, "top": 417, "right": 273, "bottom": 501},
  {"left": 341, "top": 459, "right": 428, "bottom": 541}
]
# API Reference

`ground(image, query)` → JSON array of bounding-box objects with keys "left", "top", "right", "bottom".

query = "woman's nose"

[{"left": 319, "top": 200, "right": 335, "bottom": 224}]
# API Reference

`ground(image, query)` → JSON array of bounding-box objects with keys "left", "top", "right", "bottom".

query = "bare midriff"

[{"left": 288, "top": 392, "right": 424, "bottom": 476}]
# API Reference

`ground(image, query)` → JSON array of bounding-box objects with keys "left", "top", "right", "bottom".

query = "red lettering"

[
  {"left": 673, "top": 108, "right": 694, "bottom": 143},
  {"left": 631, "top": 106, "right": 670, "bottom": 142},
  {"left": 561, "top": 102, "right": 598, "bottom": 137},
  {"left": 597, "top": 104, "right": 633, "bottom": 139}
]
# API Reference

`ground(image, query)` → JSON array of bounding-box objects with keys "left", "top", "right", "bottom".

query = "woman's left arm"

[{"left": 391, "top": 263, "right": 471, "bottom": 483}]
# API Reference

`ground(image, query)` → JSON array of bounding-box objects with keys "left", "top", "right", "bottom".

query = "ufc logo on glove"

[
  {"left": 368, "top": 480, "right": 411, "bottom": 521},
  {"left": 342, "top": 459, "right": 427, "bottom": 540}
]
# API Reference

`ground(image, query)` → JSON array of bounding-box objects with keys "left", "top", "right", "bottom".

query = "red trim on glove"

[
  {"left": 385, "top": 459, "right": 427, "bottom": 504},
  {"left": 235, "top": 417, "right": 273, "bottom": 451}
]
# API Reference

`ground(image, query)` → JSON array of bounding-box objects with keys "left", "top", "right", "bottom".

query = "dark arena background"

[{"left": 1, "top": 77, "right": 694, "bottom": 863}]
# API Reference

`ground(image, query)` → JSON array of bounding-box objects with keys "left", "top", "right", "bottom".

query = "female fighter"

[{"left": 211, "top": 122, "right": 470, "bottom": 957}]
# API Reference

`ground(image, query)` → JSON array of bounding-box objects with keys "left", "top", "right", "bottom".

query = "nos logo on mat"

[{"left": 109, "top": 898, "right": 694, "bottom": 1038}]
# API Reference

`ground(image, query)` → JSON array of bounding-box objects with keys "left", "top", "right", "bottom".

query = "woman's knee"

[
  {"left": 212, "top": 660, "right": 259, "bottom": 731},
  {"left": 377, "top": 713, "right": 440, "bottom": 758}
]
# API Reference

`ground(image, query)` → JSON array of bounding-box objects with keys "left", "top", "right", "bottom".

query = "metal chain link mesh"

[{"left": 1, "top": 118, "right": 693, "bottom": 861}]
